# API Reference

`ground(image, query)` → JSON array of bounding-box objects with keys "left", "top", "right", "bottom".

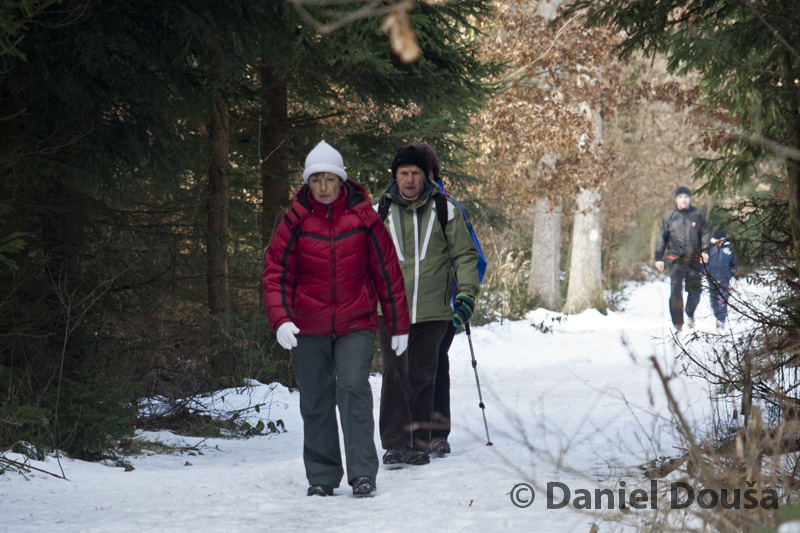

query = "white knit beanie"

[{"left": 302, "top": 140, "right": 348, "bottom": 183}]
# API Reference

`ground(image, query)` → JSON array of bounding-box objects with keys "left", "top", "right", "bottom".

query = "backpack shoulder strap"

[
  {"left": 667, "top": 208, "right": 677, "bottom": 226},
  {"left": 377, "top": 197, "right": 391, "bottom": 222},
  {"left": 434, "top": 193, "right": 448, "bottom": 237}
]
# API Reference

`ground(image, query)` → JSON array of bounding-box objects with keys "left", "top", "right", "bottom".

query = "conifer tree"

[
  {"left": 257, "top": 0, "right": 499, "bottom": 244},
  {"left": 0, "top": 0, "right": 498, "bottom": 456}
]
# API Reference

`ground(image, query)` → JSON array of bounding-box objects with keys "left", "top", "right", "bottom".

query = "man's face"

[
  {"left": 675, "top": 193, "right": 691, "bottom": 210},
  {"left": 396, "top": 165, "right": 426, "bottom": 199}
]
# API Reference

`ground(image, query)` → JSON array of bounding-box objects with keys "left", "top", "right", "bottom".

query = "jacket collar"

[
  {"left": 384, "top": 180, "right": 439, "bottom": 208},
  {"left": 294, "top": 180, "right": 368, "bottom": 215}
]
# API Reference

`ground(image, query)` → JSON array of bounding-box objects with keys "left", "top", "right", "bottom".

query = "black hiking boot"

[
  {"left": 429, "top": 437, "right": 451, "bottom": 456},
  {"left": 351, "top": 476, "right": 376, "bottom": 497},
  {"left": 382, "top": 445, "right": 407, "bottom": 465},
  {"left": 307, "top": 485, "right": 334, "bottom": 497},
  {"left": 405, "top": 448, "right": 430, "bottom": 465}
]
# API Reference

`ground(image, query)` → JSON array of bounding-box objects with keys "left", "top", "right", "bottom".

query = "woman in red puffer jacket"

[{"left": 262, "top": 140, "right": 409, "bottom": 498}]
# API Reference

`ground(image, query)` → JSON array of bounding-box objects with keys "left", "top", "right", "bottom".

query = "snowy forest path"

[{"left": 2, "top": 278, "right": 749, "bottom": 532}]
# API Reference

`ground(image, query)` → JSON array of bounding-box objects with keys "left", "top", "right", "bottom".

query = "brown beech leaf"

[{"left": 381, "top": 7, "right": 420, "bottom": 63}]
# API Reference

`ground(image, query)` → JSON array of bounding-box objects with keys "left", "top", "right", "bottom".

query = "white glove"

[
  {"left": 391, "top": 334, "right": 408, "bottom": 356},
  {"left": 277, "top": 322, "right": 300, "bottom": 350}
]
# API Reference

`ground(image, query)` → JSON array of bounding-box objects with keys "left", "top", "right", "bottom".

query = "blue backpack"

[
  {"left": 435, "top": 180, "right": 486, "bottom": 284},
  {"left": 450, "top": 198, "right": 487, "bottom": 284}
]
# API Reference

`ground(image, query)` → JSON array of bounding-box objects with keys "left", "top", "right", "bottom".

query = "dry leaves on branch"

[
  {"left": 381, "top": 4, "right": 421, "bottom": 63},
  {"left": 464, "top": 1, "right": 625, "bottom": 213}
]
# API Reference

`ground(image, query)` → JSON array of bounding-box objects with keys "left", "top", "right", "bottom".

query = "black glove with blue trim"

[{"left": 452, "top": 293, "right": 475, "bottom": 328}]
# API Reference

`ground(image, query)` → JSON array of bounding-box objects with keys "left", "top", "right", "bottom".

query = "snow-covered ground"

[{"left": 1, "top": 278, "right": 766, "bottom": 532}]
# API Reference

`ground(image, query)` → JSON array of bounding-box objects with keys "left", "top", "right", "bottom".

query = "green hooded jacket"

[{"left": 376, "top": 180, "right": 479, "bottom": 324}]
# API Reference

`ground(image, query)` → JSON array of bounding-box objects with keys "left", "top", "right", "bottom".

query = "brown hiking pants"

[{"left": 378, "top": 317, "right": 448, "bottom": 450}]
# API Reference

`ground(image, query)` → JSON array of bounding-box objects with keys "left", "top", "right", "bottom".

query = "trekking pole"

[{"left": 465, "top": 322, "right": 493, "bottom": 446}]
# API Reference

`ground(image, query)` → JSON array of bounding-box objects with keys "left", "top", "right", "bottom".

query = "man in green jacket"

[{"left": 376, "top": 144, "right": 480, "bottom": 465}]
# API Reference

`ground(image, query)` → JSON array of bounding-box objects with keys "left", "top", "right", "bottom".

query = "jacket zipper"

[
  {"left": 411, "top": 206, "right": 420, "bottom": 324},
  {"left": 328, "top": 205, "right": 336, "bottom": 338}
]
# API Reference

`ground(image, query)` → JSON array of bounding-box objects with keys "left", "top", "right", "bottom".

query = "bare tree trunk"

[
  {"left": 525, "top": 0, "right": 567, "bottom": 311},
  {"left": 260, "top": 65, "right": 291, "bottom": 249},
  {"left": 781, "top": 52, "right": 800, "bottom": 278},
  {"left": 207, "top": 95, "right": 230, "bottom": 314},
  {"left": 649, "top": 212, "right": 662, "bottom": 266},
  {"left": 537, "top": 0, "right": 566, "bottom": 19},
  {"left": 528, "top": 197, "right": 562, "bottom": 310},
  {"left": 788, "top": 163, "right": 800, "bottom": 279},
  {"left": 0, "top": 85, "right": 26, "bottom": 277},
  {"left": 563, "top": 187, "right": 605, "bottom": 314},
  {"left": 564, "top": 95, "right": 606, "bottom": 314}
]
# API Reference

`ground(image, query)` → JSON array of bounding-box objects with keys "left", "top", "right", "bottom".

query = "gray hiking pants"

[{"left": 291, "top": 330, "right": 378, "bottom": 488}]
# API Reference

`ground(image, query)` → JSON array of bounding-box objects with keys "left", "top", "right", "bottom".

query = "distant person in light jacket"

[{"left": 654, "top": 186, "right": 710, "bottom": 331}]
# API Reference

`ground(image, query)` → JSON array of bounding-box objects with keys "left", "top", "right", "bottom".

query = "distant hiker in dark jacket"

[
  {"left": 262, "top": 140, "right": 410, "bottom": 497},
  {"left": 375, "top": 144, "right": 480, "bottom": 466},
  {"left": 707, "top": 227, "right": 739, "bottom": 330},
  {"left": 409, "top": 142, "right": 487, "bottom": 457},
  {"left": 654, "top": 186, "right": 710, "bottom": 331}
]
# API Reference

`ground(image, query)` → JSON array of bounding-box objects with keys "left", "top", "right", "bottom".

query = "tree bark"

[
  {"left": 563, "top": 187, "right": 605, "bottom": 314},
  {"left": 0, "top": 84, "right": 27, "bottom": 275},
  {"left": 537, "top": 0, "right": 566, "bottom": 20},
  {"left": 528, "top": 197, "right": 562, "bottom": 310},
  {"left": 782, "top": 51, "right": 800, "bottom": 278},
  {"left": 260, "top": 65, "right": 291, "bottom": 250},
  {"left": 207, "top": 95, "right": 230, "bottom": 314}
]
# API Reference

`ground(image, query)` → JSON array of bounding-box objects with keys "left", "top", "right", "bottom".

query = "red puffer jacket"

[{"left": 262, "top": 181, "right": 409, "bottom": 337}]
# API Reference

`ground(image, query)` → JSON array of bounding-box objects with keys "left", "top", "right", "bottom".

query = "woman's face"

[{"left": 308, "top": 173, "right": 343, "bottom": 205}]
